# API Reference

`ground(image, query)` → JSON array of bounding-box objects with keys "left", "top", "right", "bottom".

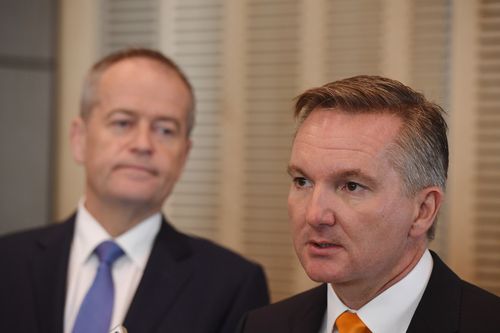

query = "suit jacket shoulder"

[
  {"left": 407, "top": 251, "right": 500, "bottom": 333},
  {"left": 239, "top": 284, "right": 326, "bottom": 333},
  {"left": 123, "top": 218, "right": 270, "bottom": 333},
  {"left": 0, "top": 216, "right": 75, "bottom": 333}
]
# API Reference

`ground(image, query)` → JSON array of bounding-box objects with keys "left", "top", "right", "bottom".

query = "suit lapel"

[
  {"left": 124, "top": 218, "right": 195, "bottom": 333},
  {"left": 407, "top": 251, "right": 461, "bottom": 333},
  {"left": 291, "top": 284, "right": 327, "bottom": 333},
  {"left": 32, "top": 216, "right": 75, "bottom": 333}
]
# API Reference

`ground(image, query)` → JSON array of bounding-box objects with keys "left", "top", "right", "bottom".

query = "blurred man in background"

[{"left": 0, "top": 48, "right": 269, "bottom": 333}]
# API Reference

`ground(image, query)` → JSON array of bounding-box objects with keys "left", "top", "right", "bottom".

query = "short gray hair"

[{"left": 80, "top": 48, "right": 195, "bottom": 136}]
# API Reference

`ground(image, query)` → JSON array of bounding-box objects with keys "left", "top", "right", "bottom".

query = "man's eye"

[
  {"left": 344, "top": 182, "right": 361, "bottom": 192},
  {"left": 293, "top": 177, "right": 312, "bottom": 188},
  {"left": 153, "top": 120, "right": 179, "bottom": 137},
  {"left": 155, "top": 125, "right": 176, "bottom": 136},
  {"left": 112, "top": 119, "right": 131, "bottom": 128}
]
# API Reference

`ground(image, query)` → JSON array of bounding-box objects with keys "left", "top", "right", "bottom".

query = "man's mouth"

[
  {"left": 309, "top": 240, "right": 340, "bottom": 249},
  {"left": 115, "top": 164, "right": 157, "bottom": 176},
  {"left": 313, "top": 242, "right": 336, "bottom": 248}
]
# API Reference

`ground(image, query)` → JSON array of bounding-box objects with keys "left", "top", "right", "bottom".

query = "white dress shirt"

[
  {"left": 319, "top": 250, "right": 433, "bottom": 333},
  {"left": 64, "top": 201, "right": 161, "bottom": 333}
]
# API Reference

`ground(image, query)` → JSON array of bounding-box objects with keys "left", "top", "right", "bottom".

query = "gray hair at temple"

[
  {"left": 79, "top": 48, "right": 196, "bottom": 136},
  {"left": 294, "top": 75, "right": 449, "bottom": 240}
]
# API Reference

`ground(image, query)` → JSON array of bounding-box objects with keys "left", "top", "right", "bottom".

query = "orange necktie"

[{"left": 335, "top": 311, "right": 371, "bottom": 333}]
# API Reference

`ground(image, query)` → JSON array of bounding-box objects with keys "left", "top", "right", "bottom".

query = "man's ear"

[
  {"left": 171, "top": 137, "right": 192, "bottom": 184},
  {"left": 184, "top": 138, "right": 192, "bottom": 159},
  {"left": 409, "top": 186, "right": 444, "bottom": 238},
  {"left": 70, "top": 117, "right": 87, "bottom": 164},
  {"left": 179, "top": 138, "right": 192, "bottom": 174}
]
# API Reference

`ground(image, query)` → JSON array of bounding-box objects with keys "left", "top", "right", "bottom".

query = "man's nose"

[
  {"left": 305, "top": 186, "right": 335, "bottom": 227},
  {"left": 130, "top": 123, "right": 154, "bottom": 155}
]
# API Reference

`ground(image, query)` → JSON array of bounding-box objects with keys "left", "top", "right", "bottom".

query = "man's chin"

[
  {"left": 305, "top": 271, "right": 342, "bottom": 284},
  {"left": 107, "top": 191, "right": 163, "bottom": 208},
  {"left": 106, "top": 183, "right": 168, "bottom": 202},
  {"left": 302, "top": 260, "right": 346, "bottom": 284}
]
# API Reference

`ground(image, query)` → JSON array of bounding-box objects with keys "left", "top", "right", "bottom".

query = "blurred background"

[{"left": 0, "top": 0, "right": 499, "bottom": 301}]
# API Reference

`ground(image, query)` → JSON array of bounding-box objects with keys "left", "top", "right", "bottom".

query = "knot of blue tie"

[
  {"left": 72, "top": 240, "right": 124, "bottom": 333},
  {"left": 96, "top": 240, "right": 125, "bottom": 265}
]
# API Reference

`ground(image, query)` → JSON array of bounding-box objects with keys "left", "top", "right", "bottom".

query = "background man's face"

[
  {"left": 72, "top": 57, "right": 191, "bottom": 212},
  {"left": 288, "top": 109, "right": 421, "bottom": 290}
]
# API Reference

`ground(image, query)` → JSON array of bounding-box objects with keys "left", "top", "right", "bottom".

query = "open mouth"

[{"left": 311, "top": 241, "right": 337, "bottom": 248}]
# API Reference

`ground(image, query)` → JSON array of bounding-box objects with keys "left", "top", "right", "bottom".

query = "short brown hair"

[
  {"left": 295, "top": 75, "right": 448, "bottom": 239},
  {"left": 80, "top": 48, "right": 195, "bottom": 135}
]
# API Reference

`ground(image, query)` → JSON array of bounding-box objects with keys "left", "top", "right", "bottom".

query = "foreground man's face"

[{"left": 288, "top": 109, "right": 420, "bottom": 290}]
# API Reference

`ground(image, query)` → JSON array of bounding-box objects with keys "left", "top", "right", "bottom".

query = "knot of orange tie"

[{"left": 335, "top": 311, "right": 371, "bottom": 333}]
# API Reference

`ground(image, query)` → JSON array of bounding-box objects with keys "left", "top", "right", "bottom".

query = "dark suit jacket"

[
  {"left": 238, "top": 251, "right": 500, "bottom": 332},
  {"left": 0, "top": 214, "right": 269, "bottom": 333}
]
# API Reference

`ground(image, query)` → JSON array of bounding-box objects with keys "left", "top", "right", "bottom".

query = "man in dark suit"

[
  {"left": 239, "top": 76, "right": 500, "bottom": 332},
  {"left": 0, "top": 48, "right": 269, "bottom": 333}
]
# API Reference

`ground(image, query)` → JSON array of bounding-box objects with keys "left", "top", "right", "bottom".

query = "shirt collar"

[
  {"left": 115, "top": 213, "right": 161, "bottom": 269},
  {"left": 74, "top": 200, "right": 162, "bottom": 269},
  {"left": 326, "top": 250, "right": 433, "bottom": 333}
]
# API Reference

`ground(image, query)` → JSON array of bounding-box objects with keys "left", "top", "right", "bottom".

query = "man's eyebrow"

[
  {"left": 338, "top": 169, "right": 364, "bottom": 178},
  {"left": 155, "top": 116, "right": 180, "bottom": 124},
  {"left": 287, "top": 164, "right": 306, "bottom": 177},
  {"left": 335, "top": 169, "right": 377, "bottom": 185},
  {"left": 287, "top": 165, "right": 377, "bottom": 185},
  {"left": 106, "top": 108, "right": 136, "bottom": 118},
  {"left": 105, "top": 109, "right": 181, "bottom": 127}
]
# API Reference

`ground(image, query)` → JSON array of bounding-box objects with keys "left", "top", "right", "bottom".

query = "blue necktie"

[{"left": 72, "top": 240, "right": 124, "bottom": 333}]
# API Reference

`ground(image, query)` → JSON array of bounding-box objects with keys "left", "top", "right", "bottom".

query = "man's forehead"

[
  {"left": 98, "top": 57, "right": 180, "bottom": 85},
  {"left": 104, "top": 56, "right": 171, "bottom": 71},
  {"left": 295, "top": 108, "right": 403, "bottom": 146}
]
